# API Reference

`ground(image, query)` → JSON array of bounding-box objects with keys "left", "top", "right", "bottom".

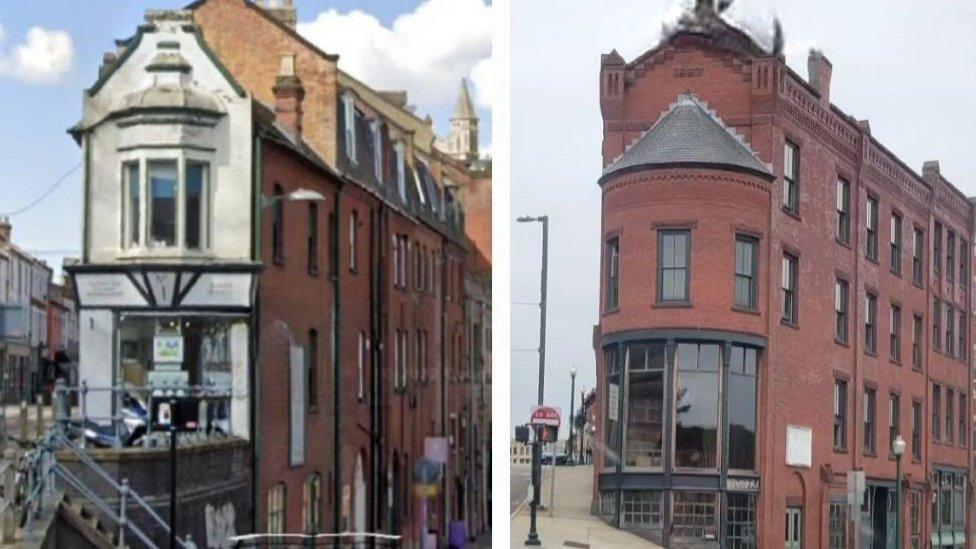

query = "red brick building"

[
  {"left": 186, "top": 0, "right": 491, "bottom": 544},
  {"left": 593, "top": 4, "right": 972, "bottom": 547}
]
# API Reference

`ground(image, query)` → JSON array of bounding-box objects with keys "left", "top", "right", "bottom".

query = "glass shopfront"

[
  {"left": 119, "top": 314, "right": 240, "bottom": 393},
  {"left": 600, "top": 332, "right": 762, "bottom": 547}
]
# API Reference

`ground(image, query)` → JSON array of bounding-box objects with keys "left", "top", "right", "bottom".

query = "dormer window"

[
  {"left": 122, "top": 155, "right": 210, "bottom": 252},
  {"left": 394, "top": 141, "right": 407, "bottom": 203},
  {"left": 342, "top": 93, "right": 357, "bottom": 163},
  {"left": 370, "top": 119, "right": 382, "bottom": 181}
]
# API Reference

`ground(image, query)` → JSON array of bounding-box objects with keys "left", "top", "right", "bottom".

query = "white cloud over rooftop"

[{"left": 0, "top": 22, "right": 74, "bottom": 84}]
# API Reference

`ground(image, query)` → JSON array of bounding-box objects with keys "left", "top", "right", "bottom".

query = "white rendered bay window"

[{"left": 122, "top": 155, "right": 211, "bottom": 251}]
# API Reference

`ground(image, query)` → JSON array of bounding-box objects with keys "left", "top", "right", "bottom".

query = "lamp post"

[
  {"left": 578, "top": 387, "right": 585, "bottom": 464},
  {"left": 517, "top": 214, "right": 549, "bottom": 546},
  {"left": 893, "top": 434, "right": 906, "bottom": 549},
  {"left": 568, "top": 365, "right": 577, "bottom": 465}
]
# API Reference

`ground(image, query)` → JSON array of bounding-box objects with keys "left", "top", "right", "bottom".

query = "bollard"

[
  {"left": 1, "top": 448, "right": 17, "bottom": 543},
  {"left": 19, "top": 401, "right": 27, "bottom": 444},
  {"left": 35, "top": 394, "right": 43, "bottom": 439}
]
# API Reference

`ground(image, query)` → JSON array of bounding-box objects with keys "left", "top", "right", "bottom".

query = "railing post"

[
  {"left": 54, "top": 378, "right": 67, "bottom": 438},
  {"left": 1, "top": 448, "right": 16, "bottom": 543},
  {"left": 35, "top": 393, "right": 44, "bottom": 439},
  {"left": 19, "top": 400, "right": 27, "bottom": 443},
  {"left": 118, "top": 478, "right": 128, "bottom": 548},
  {"left": 80, "top": 381, "right": 89, "bottom": 449}
]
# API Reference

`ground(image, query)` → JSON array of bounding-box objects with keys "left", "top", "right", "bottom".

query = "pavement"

[
  {"left": 510, "top": 465, "right": 662, "bottom": 548},
  {"left": 511, "top": 464, "right": 532, "bottom": 514}
]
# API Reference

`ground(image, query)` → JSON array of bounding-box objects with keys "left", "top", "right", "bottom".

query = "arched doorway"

[{"left": 354, "top": 452, "right": 367, "bottom": 538}]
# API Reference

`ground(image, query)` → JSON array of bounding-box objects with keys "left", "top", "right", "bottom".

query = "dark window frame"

[
  {"left": 783, "top": 140, "right": 800, "bottom": 214},
  {"left": 865, "top": 292, "right": 877, "bottom": 354},
  {"left": 866, "top": 196, "right": 879, "bottom": 261},
  {"left": 781, "top": 253, "right": 799, "bottom": 325},
  {"left": 733, "top": 234, "right": 759, "bottom": 310},
  {"left": 912, "top": 227, "right": 924, "bottom": 285},
  {"left": 932, "top": 384, "right": 942, "bottom": 442},
  {"left": 863, "top": 386, "right": 876, "bottom": 455},
  {"left": 836, "top": 178, "right": 850, "bottom": 244},
  {"left": 934, "top": 222, "right": 943, "bottom": 274},
  {"left": 889, "top": 303, "right": 901, "bottom": 362},
  {"left": 911, "top": 399, "right": 922, "bottom": 460},
  {"left": 656, "top": 229, "right": 691, "bottom": 303},
  {"left": 307, "top": 202, "right": 319, "bottom": 275},
  {"left": 835, "top": 279, "right": 849, "bottom": 343},
  {"left": 912, "top": 314, "right": 923, "bottom": 371},
  {"left": 888, "top": 393, "right": 900, "bottom": 457},
  {"left": 833, "top": 378, "right": 848, "bottom": 451},
  {"left": 947, "top": 230, "right": 956, "bottom": 282},
  {"left": 272, "top": 184, "right": 285, "bottom": 265},
  {"left": 890, "top": 212, "right": 902, "bottom": 274},
  {"left": 606, "top": 237, "right": 620, "bottom": 311}
]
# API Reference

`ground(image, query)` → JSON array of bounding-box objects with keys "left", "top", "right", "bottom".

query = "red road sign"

[{"left": 530, "top": 405, "right": 561, "bottom": 427}]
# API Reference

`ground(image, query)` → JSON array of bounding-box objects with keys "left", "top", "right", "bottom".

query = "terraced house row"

[
  {"left": 64, "top": 1, "right": 490, "bottom": 546},
  {"left": 593, "top": 3, "right": 972, "bottom": 547}
]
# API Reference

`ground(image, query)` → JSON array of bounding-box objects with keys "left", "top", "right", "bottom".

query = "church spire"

[
  {"left": 446, "top": 78, "right": 479, "bottom": 162},
  {"left": 453, "top": 78, "right": 477, "bottom": 121}
]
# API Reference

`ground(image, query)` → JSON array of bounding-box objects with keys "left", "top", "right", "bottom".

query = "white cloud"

[
  {"left": 297, "top": 0, "right": 491, "bottom": 112},
  {"left": 0, "top": 23, "right": 74, "bottom": 83},
  {"left": 468, "top": 56, "right": 493, "bottom": 109}
]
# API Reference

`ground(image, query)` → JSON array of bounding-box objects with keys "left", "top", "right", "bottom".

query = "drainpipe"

[
  {"left": 332, "top": 189, "right": 343, "bottom": 534},
  {"left": 251, "top": 134, "right": 263, "bottom": 533},
  {"left": 370, "top": 204, "right": 386, "bottom": 537}
]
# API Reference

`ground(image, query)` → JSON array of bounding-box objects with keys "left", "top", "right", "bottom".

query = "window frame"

[
  {"left": 890, "top": 212, "right": 902, "bottom": 274},
  {"left": 835, "top": 279, "right": 849, "bottom": 344},
  {"left": 836, "top": 178, "right": 850, "bottom": 244},
  {"left": 782, "top": 140, "right": 800, "bottom": 214},
  {"left": 656, "top": 229, "right": 691, "bottom": 304},
  {"left": 833, "top": 378, "right": 848, "bottom": 451},
  {"left": 888, "top": 393, "right": 900, "bottom": 457},
  {"left": 912, "top": 314, "right": 923, "bottom": 371},
  {"left": 342, "top": 93, "right": 357, "bottom": 163},
  {"left": 863, "top": 386, "right": 876, "bottom": 455},
  {"left": 889, "top": 303, "right": 901, "bottom": 363},
  {"left": 932, "top": 384, "right": 942, "bottom": 442},
  {"left": 733, "top": 234, "right": 759, "bottom": 310},
  {"left": 864, "top": 292, "right": 877, "bottom": 355},
  {"left": 947, "top": 230, "right": 956, "bottom": 282},
  {"left": 272, "top": 184, "right": 285, "bottom": 264},
  {"left": 934, "top": 221, "right": 943, "bottom": 274},
  {"left": 912, "top": 227, "right": 923, "bottom": 285},
  {"left": 781, "top": 253, "right": 799, "bottom": 325},
  {"left": 348, "top": 210, "right": 359, "bottom": 273},
  {"left": 865, "top": 196, "right": 879, "bottom": 261},
  {"left": 605, "top": 237, "right": 620, "bottom": 311},
  {"left": 307, "top": 202, "right": 319, "bottom": 275}
]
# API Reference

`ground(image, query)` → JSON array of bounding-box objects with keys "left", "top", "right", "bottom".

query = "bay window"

[{"left": 122, "top": 156, "right": 210, "bottom": 251}]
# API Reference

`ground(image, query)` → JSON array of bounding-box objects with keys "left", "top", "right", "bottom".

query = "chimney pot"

[
  {"left": 807, "top": 49, "right": 832, "bottom": 106},
  {"left": 923, "top": 160, "right": 941, "bottom": 176}
]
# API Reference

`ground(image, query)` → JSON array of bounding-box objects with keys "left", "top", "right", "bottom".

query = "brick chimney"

[
  {"left": 807, "top": 49, "right": 832, "bottom": 105},
  {"left": 256, "top": 0, "right": 297, "bottom": 29},
  {"left": 273, "top": 54, "right": 305, "bottom": 139},
  {"left": 0, "top": 216, "right": 10, "bottom": 245}
]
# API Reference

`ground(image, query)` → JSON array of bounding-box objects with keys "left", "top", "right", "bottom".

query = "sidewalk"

[{"left": 510, "top": 465, "right": 662, "bottom": 548}]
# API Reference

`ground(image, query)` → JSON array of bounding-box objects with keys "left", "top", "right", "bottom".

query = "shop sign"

[
  {"left": 75, "top": 273, "right": 145, "bottom": 307},
  {"left": 726, "top": 477, "right": 760, "bottom": 493},
  {"left": 181, "top": 273, "right": 254, "bottom": 307},
  {"left": 153, "top": 335, "right": 184, "bottom": 363}
]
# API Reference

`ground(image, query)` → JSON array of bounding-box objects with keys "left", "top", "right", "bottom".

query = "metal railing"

[
  {"left": 229, "top": 532, "right": 402, "bottom": 547},
  {"left": 0, "top": 382, "right": 203, "bottom": 548}
]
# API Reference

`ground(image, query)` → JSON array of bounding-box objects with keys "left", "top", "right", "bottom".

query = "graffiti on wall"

[{"left": 205, "top": 501, "right": 237, "bottom": 549}]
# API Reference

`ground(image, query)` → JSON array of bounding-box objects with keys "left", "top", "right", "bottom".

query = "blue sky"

[{"left": 0, "top": 1, "right": 491, "bottom": 277}]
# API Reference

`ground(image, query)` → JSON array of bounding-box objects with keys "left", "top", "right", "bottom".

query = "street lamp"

[
  {"left": 261, "top": 187, "right": 326, "bottom": 208},
  {"left": 893, "top": 434, "right": 906, "bottom": 549},
  {"left": 568, "top": 365, "right": 577, "bottom": 465},
  {"left": 517, "top": 214, "right": 549, "bottom": 546}
]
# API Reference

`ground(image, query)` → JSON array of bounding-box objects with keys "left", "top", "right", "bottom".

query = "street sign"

[{"left": 530, "top": 406, "right": 561, "bottom": 427}]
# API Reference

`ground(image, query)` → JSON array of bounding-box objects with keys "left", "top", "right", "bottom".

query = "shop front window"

[
  {"left": 726, "top": 493, "right": 756, "bottom": 548},
  {"left": 604, "top": 346, "right": 621, "bottom": 468},
  {"left": 625, "top": 343, "right": 664, "bottom": 468},
  {"left": 671, "top": 491, "right": 718, "bottom": 541},
  {"left": 120, "top": 315, "right": 236, "bottom": 387},
  {"left": 621, "top": 491, "right": 662, "bottom": 531},
  {"left": 727, "top": 346, "right": 757, "bottom": 470},
  {"left": 674, "top": 343, "right": 720, "bottom": 469}
]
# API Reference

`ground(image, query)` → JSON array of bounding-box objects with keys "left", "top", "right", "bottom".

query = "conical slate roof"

[
  {"left": 452, "top": 78, "right": 477, "bottom": 120},
  {"left": 599, "top": 93, "right": 773, "bottom": 184}
]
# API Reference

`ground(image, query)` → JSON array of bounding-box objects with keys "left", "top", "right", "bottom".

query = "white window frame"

[
  {"left": 370, "top": 119, "right": 382, "bottom": 181},
  {"left": 343, "top": 93, "right": 357, "bottom": 163},
  {"left": 394, "top": 141, "right": 406, "bottom": 202},
  {"left": 119, "top": 151, "right": 212, "bottom": 255}
]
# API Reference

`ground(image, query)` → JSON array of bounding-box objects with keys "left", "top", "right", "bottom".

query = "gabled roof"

[{"left": 599, "top": 93, "right": 773, "bottom": 185}]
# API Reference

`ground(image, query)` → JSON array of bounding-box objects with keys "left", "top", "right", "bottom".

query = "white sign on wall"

[
  {"left": 75, "top": 273, "right": 146, "bottom": 307},
  {"left": 786, "top": 424, "right": 812, "bottom": 468},
  {"left": 608, "top": 383, "right": 619, "bottom": 421},
  {"left": 289, "top": 344, "right": 306, "bottom": 467}
]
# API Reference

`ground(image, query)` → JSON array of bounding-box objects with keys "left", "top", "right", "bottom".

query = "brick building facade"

[
  {"left": 188, "top": 0, "right": 491, "bottom": 544},
  {"left": 593, "top": 4, "right": 972, "bottom": 547}
]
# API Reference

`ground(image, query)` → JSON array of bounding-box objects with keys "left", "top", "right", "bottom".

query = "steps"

[{"left": 56, "top": 493, "right": 120, "bottom": 549}]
